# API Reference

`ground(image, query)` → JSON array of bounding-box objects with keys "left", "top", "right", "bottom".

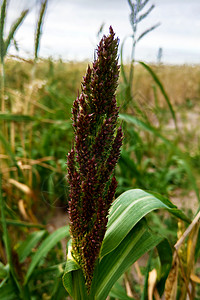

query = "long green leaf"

[
  {"left": 0, "top": 218, "right": 45, "bottom": 229},
  {"left": 4, "top": 9, "right": 28, "bottom": 57},
  {"left": 62, "top": 258, "right": 80, "bottom": 297},
  {"left": 156, "top": 239, "right": 173, "bottom": 296},
  {"left": 0, "top": 0, "right": 7, "bottom": 62},
  {"left": 119, "top": 113, "right": 170, "bottom": 144},
  {"left": 16, "top": 230, "right": 47, "bottom": 263},
  {"left": 62, "top": 241, "right": 88, "bottom": 299},
  {"left": 35, "top": 0, "right": 48, "bottom": 60},
  {"left": 0, "top": 174, "right": 11, "bottom": 267},
  {"left": 139, "top": 61, "right": 177, "bottom": 130},
  {"left": 24, "top": 225, "right": 69, "bottom": 284},
  {"left": 119, "top": 113, "right": 200, "bottom": 203},
  {"left": 0, "top": 113, "right": 35, "bottom": 121},
  {"left": 101, "top": 189, "right": 189, "bottom": 258},
  {"left": 120, "top": 36, "right": 128, "bottom": 85},
  {"left": 141, "top": 249, "right": 153, "bottom": 300},
  {"left": 0, "top": 174, "right": 22, "bottom": 295},
  {"left": 109, "top": 281, "right": 134, "bottom": 299},
  {"left": 96, "top": 220, "right": 162, "bottom": 300}
]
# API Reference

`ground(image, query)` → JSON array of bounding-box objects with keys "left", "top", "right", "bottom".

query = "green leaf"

[
  {"left": 34, "top": 0, "right": 48, "bottom": 60},
  {"left": 16, "top": 230, "right": 47, "bottom": 263},
  {"left": 0, "top": 281, "right": 18, "bottom": 300},
  {"left": 4, "top": 9, "right": 28, "bottom": 56},
  {"left": 0, "top": 175, "right": 22, "bottom": 296},
  {"left": 120, "top": 36, "right": 128, "bottom": 85},
  {"left": 0, "top": 0, "right": 7, "bottom": 62},
  {"left": 141, "top": 249, "right": 153, "bottom": 300},
  {"left": 119, "top": 114, "right": 200, "bottom": 203},
  {"left": 63, "top": 259, "right": 81, "bottom": 297},
  {"left": 62, "top": 241, "right": 88, "bottom": 300},
  {"left": 0, "top": 218, "right": 45, "bottom": 229},
  {"left": 156, "top": 239, "right": 173, "bottom": 296},
  {"left": 119, "top": 113, "right": 170, "bottom": 145},
  {"left": 0, "top": 113, "right": 35, "bottom": 122},
  {"left": 96, "top": 220, "right": 162, "bottom": 300},
  {"left": 101, "top": 189, "right": 189, "bottom": 258},
  {"left": 109, "top": 281, "right": 134, "bottom": 299},
  {"left": 24, "top": 225, "right": 69, "bottom": 284},
  {"left": 138, "top": 61, "right": 177, "bottom": 130}
]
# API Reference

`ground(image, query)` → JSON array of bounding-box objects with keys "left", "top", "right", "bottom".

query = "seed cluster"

[{"left": 67, "top": 26, "right": 123, "bottom": 289}]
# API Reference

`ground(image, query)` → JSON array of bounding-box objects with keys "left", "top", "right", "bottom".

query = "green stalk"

[
  {"left": 0, "top": 60, "right": 5, "bottom": 112},
  {"left": 0, "top": 173, "right": 11, "bottom": 267},
  {"left": 0, "top": 218, "right": 45, "bottom": 229},
  {"left": 0, "top": 173, "right": 24, "bottom": 298}
]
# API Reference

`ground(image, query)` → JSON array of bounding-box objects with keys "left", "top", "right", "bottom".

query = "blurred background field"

[
  {"left": 2, "top": 58, "right": 200, "bottom": 216},
  {"left": 1, "top": 56, "right": 200, "bottom": 298}
]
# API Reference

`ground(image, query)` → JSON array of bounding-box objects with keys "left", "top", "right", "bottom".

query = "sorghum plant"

[
  {"left": 64, "top": 27, "right": 191, "bottom": 300},
  {"left": 67, "top": 26, "right": 123, "bottom": 289}
]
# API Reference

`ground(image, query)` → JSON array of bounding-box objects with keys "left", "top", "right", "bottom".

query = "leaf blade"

[
  {"left": 24, "top": 225, "right": 69, "bottom": 284},
  {"left": 101, "top": 189, "right": 189, "bottom": 258},
  {"left": 96, "top": 221, "right": 162, "bottom": 300}
]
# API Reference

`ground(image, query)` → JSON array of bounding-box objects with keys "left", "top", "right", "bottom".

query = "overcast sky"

[{"left": 4, "top": 0, "right": 200, "bottom": 64}]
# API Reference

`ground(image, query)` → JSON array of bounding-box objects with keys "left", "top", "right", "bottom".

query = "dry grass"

[{"left": 125, "top": 63, "right": 200, "bottom": 106}]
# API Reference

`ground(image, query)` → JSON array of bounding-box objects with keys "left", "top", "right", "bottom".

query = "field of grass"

[{"left": 2, "top": 59, "right": 200, "bottom": 209}]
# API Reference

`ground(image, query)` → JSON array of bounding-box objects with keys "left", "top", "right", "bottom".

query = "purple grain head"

[{"left": 67, "top": 26, "right": 123, "bottom": 290}]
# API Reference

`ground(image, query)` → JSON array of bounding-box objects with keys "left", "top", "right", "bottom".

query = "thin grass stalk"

[
  {"left": 3, "top": 9, "right": 28, "bottom": 57},
  {"left": 0, "top": 173, "right": 23, "bottom": 297},
  {"left": 26, "top": 0, "right": 48, "bottom": 188},
  {"left": 0, "top": 0, "right": 6, "bottom": 112},
  {"left": 34, "top": 0, "right": 48, "bottom": 61}
]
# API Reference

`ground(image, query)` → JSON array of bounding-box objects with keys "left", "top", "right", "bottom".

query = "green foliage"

[
  {"left": 24, "top": 225, "right": 69, "bottom": 284},
  {"left": 63, "top": 189, "right": 189, "bottom": 299}
]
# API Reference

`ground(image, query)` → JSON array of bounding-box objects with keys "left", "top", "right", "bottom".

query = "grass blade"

[
  {"left": 101, "top": 189, "right": 189, "bottom": 258},
  {"left": 119, "top": 113, "right": 170, "bottom": 144},
  {"left": 139, "top": 61, "right": 177, "bottom": 130},
  {"left": 156, "top": 239, "right": 173, "bottom": 296},
  {"left": 96, "top": 220, "right": 162, "bottom": 300},
  {"left": 141, "top": 249, "right": 153, "bottom": 300},
  {"left": 4, "top": 9, "right": 28, "bottom": 57},
  {"left": 0, "top": 218, "right": 45, "bottom": 229},
  {"left": 16, "top": 230, "right": 47, "bottom": 263},
  {"left": 0, "top": 113, "right": 35, "bottom": 122},
  {"left": 35, "top": 0, "right": 48, "bottom": 60},
  {"left": 109, "top": 281, "right": 133, "bottom": 299},
  {"left": 62, "top": 242, "right": 88, "bottom": 299},
  {"left": 0, "top": 174, "right": 22, "bottom": 296},
  {"left": 120, "top": 37, "right": 128, "bottom": 85},
  {"left": 24, "top": 225, "right": 69, "bottom": 284},
  {"left": 0, "top": 0, "right": 7, "bottom": 62},
  {"left": 0, "top": 174, "right": 11, "bottom": 271},
  {"left": 119, "top": 113, "right": 200, "bottom": 203}
]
